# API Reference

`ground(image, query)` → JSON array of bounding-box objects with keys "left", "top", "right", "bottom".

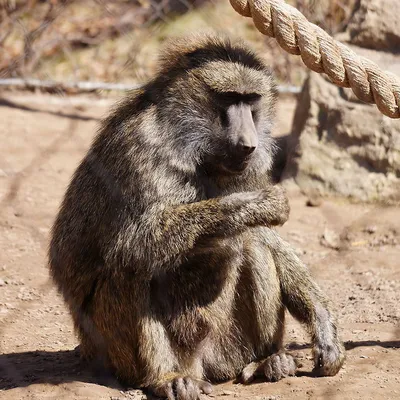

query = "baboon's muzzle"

[{"left": 226, "top": 103, "right": 258, "bottom": 172}]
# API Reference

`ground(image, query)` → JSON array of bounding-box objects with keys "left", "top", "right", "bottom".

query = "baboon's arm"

[
  {"left": 260, "top": 229, "right": 345, "bottom": 376},
  {"left": 108, "top": 187, "right": 289, "bottom": 270}
]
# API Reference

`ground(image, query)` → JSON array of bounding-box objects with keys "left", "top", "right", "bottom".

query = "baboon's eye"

[
  {"left": 219, "top": 108, "right": 229, "bottom": 127},
  {"left": 214, "top": 91, "right": 261, "bottom": 107},
  {"left": 246, "top": 93, "right": 262, "bottom": 104}
]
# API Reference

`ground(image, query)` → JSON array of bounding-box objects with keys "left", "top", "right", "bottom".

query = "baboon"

[{"left": 49, "top": 34, "right": 345, "bottom": 400}]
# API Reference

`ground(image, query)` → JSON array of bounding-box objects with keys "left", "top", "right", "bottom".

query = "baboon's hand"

[
  {"left": 257, "top": 185, "right": 290, "bottom": 226},
  {"left": 221, "top": 185, "right": 290, "bottom": 227},
  {"left": 313, "top": 341, "right": 345, "bottom": 377},
  {"left": 242, "top": 185, "right": 290, "bottom": 227}
]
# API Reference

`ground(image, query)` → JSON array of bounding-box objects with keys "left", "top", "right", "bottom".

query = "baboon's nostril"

[
  {"left": 243, "top": 145, "right": 256, "bottom": 154},
  {"left": 238, "top": 142, "right": 257, "bottom": 155}
]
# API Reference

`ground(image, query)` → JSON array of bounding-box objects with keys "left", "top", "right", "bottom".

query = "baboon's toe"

[{"left": 239, "top": 361, "right": 260, "bottom": 384}]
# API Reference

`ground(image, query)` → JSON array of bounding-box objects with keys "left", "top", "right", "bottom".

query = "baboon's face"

[{"left": 196, "top": 62, "right": 275, "bottom": 176}]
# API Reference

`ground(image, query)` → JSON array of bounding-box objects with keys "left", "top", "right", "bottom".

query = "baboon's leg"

[
  {"left": 144, "top": 336, "right": 213, "bottom": 400},
  {"left": 99, "top": 304, "right": 212, "bottom": 399},
  {"left": 265, "top": 230, "right": 345, "bottom": 376},
  {"left": 237, "top": 236, "right": 300, "bottom": 384}
]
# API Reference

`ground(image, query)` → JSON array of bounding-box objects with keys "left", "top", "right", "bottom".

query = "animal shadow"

[{"left": 0, "top": 347, "right": 121, "bottom": 391}]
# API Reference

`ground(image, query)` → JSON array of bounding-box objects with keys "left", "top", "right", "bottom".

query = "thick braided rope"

[{"left": 230, "top": 0, "right": 400, "bottom": 119}]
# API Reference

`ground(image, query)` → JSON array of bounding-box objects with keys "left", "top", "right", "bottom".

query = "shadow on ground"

[
  {"left": 2, "top": 339, "right": 399, "bottom": 391},
  {"left": 0, "top": 348, "right": 121, "bottom": 391}
]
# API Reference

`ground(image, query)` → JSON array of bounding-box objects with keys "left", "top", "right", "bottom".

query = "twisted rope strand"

[{"left": 230, "top": 0, "right": 400, "bottom": 118}]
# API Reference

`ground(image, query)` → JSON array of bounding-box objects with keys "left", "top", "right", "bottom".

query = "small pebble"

[
  {"left": 306, "top": 197, "right": 323, "bottom": 207},
  {"left": 364, "top": 225, "right": 377, "bottom": 234}
]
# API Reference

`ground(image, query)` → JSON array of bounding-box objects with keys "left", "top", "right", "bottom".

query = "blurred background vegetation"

[{"left": 0, "top": 0, "right": 358, "bottom": 88}]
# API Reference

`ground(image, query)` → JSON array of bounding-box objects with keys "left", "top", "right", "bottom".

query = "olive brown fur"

[{"left": 49, "top": 34, "right": 345, "bottom": 400}]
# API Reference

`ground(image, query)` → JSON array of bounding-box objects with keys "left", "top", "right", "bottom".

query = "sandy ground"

[{"left": 0, "top": 92, "right": 399, "bottom": 400}]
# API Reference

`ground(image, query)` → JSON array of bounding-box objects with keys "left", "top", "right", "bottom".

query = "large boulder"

[
  {"left": 283, "top": 73, "right": 400, "bottom": 203},
  {"left": 282, "top": 44, "right": 400, "bottom": 203},
  {"left": 346, "top": 0, "right": 400, "bottom": 51},
  {"left": 281, "top": 0, "right": 400, "bottom": 204}
]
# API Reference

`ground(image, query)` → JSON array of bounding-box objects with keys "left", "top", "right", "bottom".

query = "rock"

[
  {"left": 282, "top": 1, "right": 400, "bottom": 204},
  {"left": 221, "top": 390, "right": 235, "bottom": 396},
  {"left": 306, "top": 195, "right": 323, "bottom": 207},
  {"left": 346, "top": 0, "right": 400, "bottom": 51},
  {"left": 364, "top": 226, "right": 378, "bottom": 234},
  {"left": 283, "top": 60, "right": 400, "bottom": 203},
  {"left": 321, "top": 228, "right": 341, "bottom": 250}
]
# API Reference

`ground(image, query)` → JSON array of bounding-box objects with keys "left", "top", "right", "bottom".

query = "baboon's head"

[{"left": 146, "top": 34, "right": 277, "bottom": 176}]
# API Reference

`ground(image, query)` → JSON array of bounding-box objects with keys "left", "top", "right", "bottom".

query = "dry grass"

[{"left": 0, "top": 0, "right": 358, "bottom": 87}]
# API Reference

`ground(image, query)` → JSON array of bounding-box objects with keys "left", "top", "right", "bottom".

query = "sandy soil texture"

[{"left": 0, "top": 93, "right": 399, "bottom": 400}]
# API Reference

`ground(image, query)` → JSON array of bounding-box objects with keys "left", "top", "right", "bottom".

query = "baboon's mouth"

[{"left": 221, "top": 158, "right": 251, "bottom": 174}]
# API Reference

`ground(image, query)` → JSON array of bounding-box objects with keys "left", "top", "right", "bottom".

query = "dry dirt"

[{"left": 0, "top": 92, "right": 399, "bottom": 400}]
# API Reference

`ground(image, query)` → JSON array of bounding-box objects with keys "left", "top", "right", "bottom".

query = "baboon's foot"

[
  {"left": 150, "top": 375, "right": 213, "bottom": 400},
  {"left": 313, "top": 341, "right": 345, "bottom": 377},
  {"left": 239, "top": 352, "right": 299, "bottom": 384}
]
